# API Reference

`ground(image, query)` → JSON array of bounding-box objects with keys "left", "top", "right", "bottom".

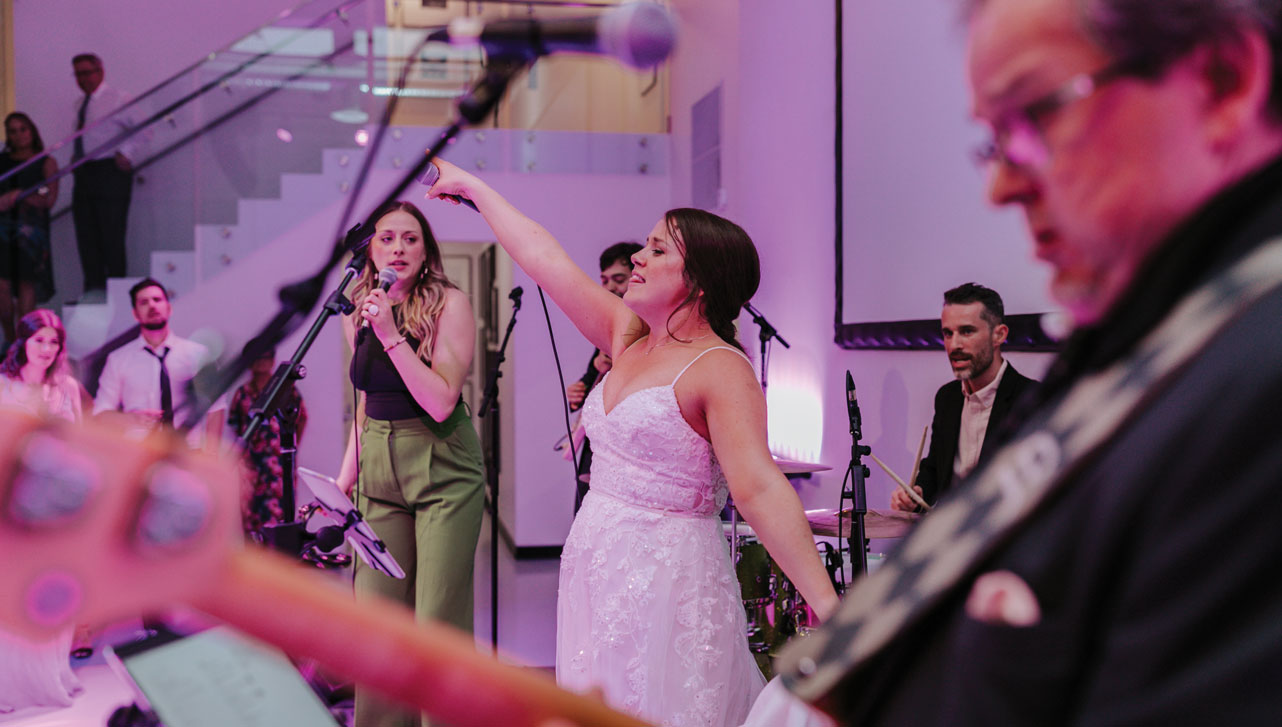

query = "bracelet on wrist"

[{"left": 384, "top": 336, "right": 407, "bottom": 353}]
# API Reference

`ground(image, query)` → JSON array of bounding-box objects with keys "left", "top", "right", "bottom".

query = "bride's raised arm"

[{"left": 426, "top": 158, "right": 640, "bottom": 356}]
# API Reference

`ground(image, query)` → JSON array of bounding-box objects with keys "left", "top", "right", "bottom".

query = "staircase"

[{"left": 60, "top": 127, "right": 667, "bottom": 359}]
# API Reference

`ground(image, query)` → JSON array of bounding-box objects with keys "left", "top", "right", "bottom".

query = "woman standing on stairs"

[{"left": 0, "top": 113, "right": 59, "bottom": 344}]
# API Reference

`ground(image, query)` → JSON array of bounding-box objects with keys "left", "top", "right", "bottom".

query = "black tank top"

[{"left": 349, "top": 325, "right": 429, "bottom": 421}]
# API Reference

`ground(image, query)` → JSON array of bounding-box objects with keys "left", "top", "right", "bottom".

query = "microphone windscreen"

[
  {"left": 600, "top": 3, "right": 677, "bottom": 69},
  {"left": 377, "top": 266, "right": 399, "bottom": 290},
  {"left": 313, "top": 525, "right": 347, "bottom": 552}
]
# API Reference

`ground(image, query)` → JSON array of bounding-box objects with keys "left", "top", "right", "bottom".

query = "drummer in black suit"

[{"left": 891, "top": 283, "right": 1036, "bottom": 511}]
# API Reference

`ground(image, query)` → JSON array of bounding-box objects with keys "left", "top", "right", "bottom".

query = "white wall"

[{"left": 839, "top": 0, "right": 1054, "bottom": 322}]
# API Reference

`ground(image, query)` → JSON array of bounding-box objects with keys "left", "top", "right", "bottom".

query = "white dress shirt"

[
  {"left": 953, "top": 358, "right": 1008, "bottom": 481},
  {"left": 93, "top": 332, "right": 225, "bottom": 446},
  {"left": 72, "top": 82, "right": 147, "bottom": 163}
]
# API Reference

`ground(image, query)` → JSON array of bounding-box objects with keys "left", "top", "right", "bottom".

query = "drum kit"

[{"left": 726, "top": 458, "right": 921, "bottom": 677}]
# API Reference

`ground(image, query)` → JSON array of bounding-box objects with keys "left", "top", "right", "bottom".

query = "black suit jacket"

[
  {"left": 806, "top": 155, "right": 1282, "bottom": 727},
  {"left": 913, "top": 362, "right": 1036, "bottom": 505}
]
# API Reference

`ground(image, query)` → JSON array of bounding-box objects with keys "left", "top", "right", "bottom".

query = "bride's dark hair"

[{"left": 662, "top": 208, "right": 760, "bottom": 352}]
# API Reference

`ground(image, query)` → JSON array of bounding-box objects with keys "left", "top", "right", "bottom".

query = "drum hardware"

[
  {"left": 842, "top": 371, "right": 873, "bottom": 579},
  {"left": 727, "top": 525, "right": 850, "bottom": 677},
  {"left": 726, "top": 455, "right": 832, "bottom": 561}
]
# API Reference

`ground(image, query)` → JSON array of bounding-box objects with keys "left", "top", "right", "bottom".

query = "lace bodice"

[
  {"left": 580, "top": 348, "right": 747, "bottom": 517},
  {"left": 557, "top": 345, "right": 765, "bottom": 726}
]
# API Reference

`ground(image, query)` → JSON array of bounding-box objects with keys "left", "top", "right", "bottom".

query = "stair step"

[
  {"left": 152, "top": 251, "right": 196, "bottom": 299},
  {"left": 62, "top": 277, "right": 144, "bottom": 360}
]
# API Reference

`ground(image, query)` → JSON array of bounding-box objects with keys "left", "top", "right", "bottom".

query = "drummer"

[{"left": 890, "top": 283, "right": 1037, "bottom": 511}]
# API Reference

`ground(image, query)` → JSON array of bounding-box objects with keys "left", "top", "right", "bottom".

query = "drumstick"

[
  {"left": 869, "top": 452, "right": 932, "bottom": 511},
  {"left": 906, "top": 425, "right": 928, "bottom": 492}
]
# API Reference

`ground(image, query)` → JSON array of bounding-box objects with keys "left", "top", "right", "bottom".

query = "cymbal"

[
  {"left": 773, "top": 457, "right": 832, "bottom": 475},
  {"left": 804, "top": 508, "right": 920, "bottom": 539}
]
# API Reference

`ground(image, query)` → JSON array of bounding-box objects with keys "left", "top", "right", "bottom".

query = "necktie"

[
  {"left": 146, "top": 347, "right": 173, "bottom": 425},
  {"left": 73, "top": 94, "right": 90, "bottom": 162}
]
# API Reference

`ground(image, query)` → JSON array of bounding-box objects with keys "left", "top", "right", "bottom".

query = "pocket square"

[{"left": 964, "top": 570, "right": 1041, "bottom": 627}]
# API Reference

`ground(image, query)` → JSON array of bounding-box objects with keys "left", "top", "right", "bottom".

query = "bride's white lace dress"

[{"left": 556, "top": 348, "right": 766, "bottom": 727}]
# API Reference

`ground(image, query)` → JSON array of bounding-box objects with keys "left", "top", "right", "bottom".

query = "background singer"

[{"left": 337, "top": 201, "right": 485, "bottom": 727}]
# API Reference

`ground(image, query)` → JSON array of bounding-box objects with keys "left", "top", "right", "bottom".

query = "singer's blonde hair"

[{"left": 350, "top": 201, "right": 457, "bottom": 360}]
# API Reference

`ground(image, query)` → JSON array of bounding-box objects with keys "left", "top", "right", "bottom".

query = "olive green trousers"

[{"left": 352, "top": 402, "right": 485, "bottom": 727}]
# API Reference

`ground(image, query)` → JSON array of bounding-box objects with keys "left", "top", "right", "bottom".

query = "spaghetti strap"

[
  {"left": 671, "top": 346, "right": 752, "bottom": 386},
  {"left": 620, "top": 337, "right": 647, "bottom": 357}
]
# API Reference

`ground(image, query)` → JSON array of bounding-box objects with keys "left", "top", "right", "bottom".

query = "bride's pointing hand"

[{"left": 425, "top": 157, "right": 480, "bottom": 206}]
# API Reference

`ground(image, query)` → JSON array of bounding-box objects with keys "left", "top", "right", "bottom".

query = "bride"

[{"left": 427, "top": 161, "right": 839, "bottom": 727}]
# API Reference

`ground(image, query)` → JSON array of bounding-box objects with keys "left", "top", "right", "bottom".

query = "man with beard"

[
  {"left": 93, "top": 278, "right": 225, "bottom": 450},
  {"left": 889, "top": 283, "right": 1035, "bottom": 510}
]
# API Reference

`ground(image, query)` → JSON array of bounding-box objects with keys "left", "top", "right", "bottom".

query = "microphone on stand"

[
  {"left": 846, "top": 371, "right": 862, "bottom": 441},
  {"left": 509, "top": 285, "right": 524, "bottom": 310},
  {"left": 298, "top": 523, "right": 348, "bottom": 560},
  {"left": 429, "top": 2, "right": 677, "bottom": 69},
  {"left": 844, "top": 370, "right": 871, "bottom": 578}
]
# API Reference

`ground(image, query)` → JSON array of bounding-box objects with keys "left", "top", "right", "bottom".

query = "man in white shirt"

[
  {"left": 890, "top": 283, "right": 1036, "bottom": 510},
  {"left": 70, "top": 53, "right": 146, "bottom": 299},
  {"left": 93, "top": 278, "right": 225, "bottom": 450}
]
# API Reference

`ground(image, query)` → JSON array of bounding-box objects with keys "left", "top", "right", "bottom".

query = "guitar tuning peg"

[
  {"left": 135, "top": 463, "right": 212, "bottom": 551},
  {"left": 8, "top": 432, "right": 100, "bottom": 527},
  {"left": 24, "top": 571, "right": 84, "bottom": 628}
]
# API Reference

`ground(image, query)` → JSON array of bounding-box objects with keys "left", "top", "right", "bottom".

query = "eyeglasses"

[{"left": 972, "top": 61, "right": 1135, "bottom": 171}]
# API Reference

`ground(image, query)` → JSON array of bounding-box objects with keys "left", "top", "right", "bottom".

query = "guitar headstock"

[{"left": 0, "top": 410, "right": 242, "bottom": 640}]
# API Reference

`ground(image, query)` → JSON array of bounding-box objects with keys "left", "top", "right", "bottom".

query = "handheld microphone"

[
  {"left": 419, "top": 161, "right": 480, "bottom": 212},
  {"left": 359, "top": 267, "right": 400, "bottom": 334},
  {"left": 430, "top": 2, "right": 677, "bottom": 70}
]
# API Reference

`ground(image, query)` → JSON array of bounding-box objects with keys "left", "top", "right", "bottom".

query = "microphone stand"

[
  {"left": 241, "top": 241, "right": 366, "bottom": 551},
  {"left": 743, "top": 302, "right": 789, "bottom": 393},
  {"left": 841, "top": 372, "right": 872, "bottom": 579},
  {"left": 478, "top": 286, "right": 523, "bottom": 652}
]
